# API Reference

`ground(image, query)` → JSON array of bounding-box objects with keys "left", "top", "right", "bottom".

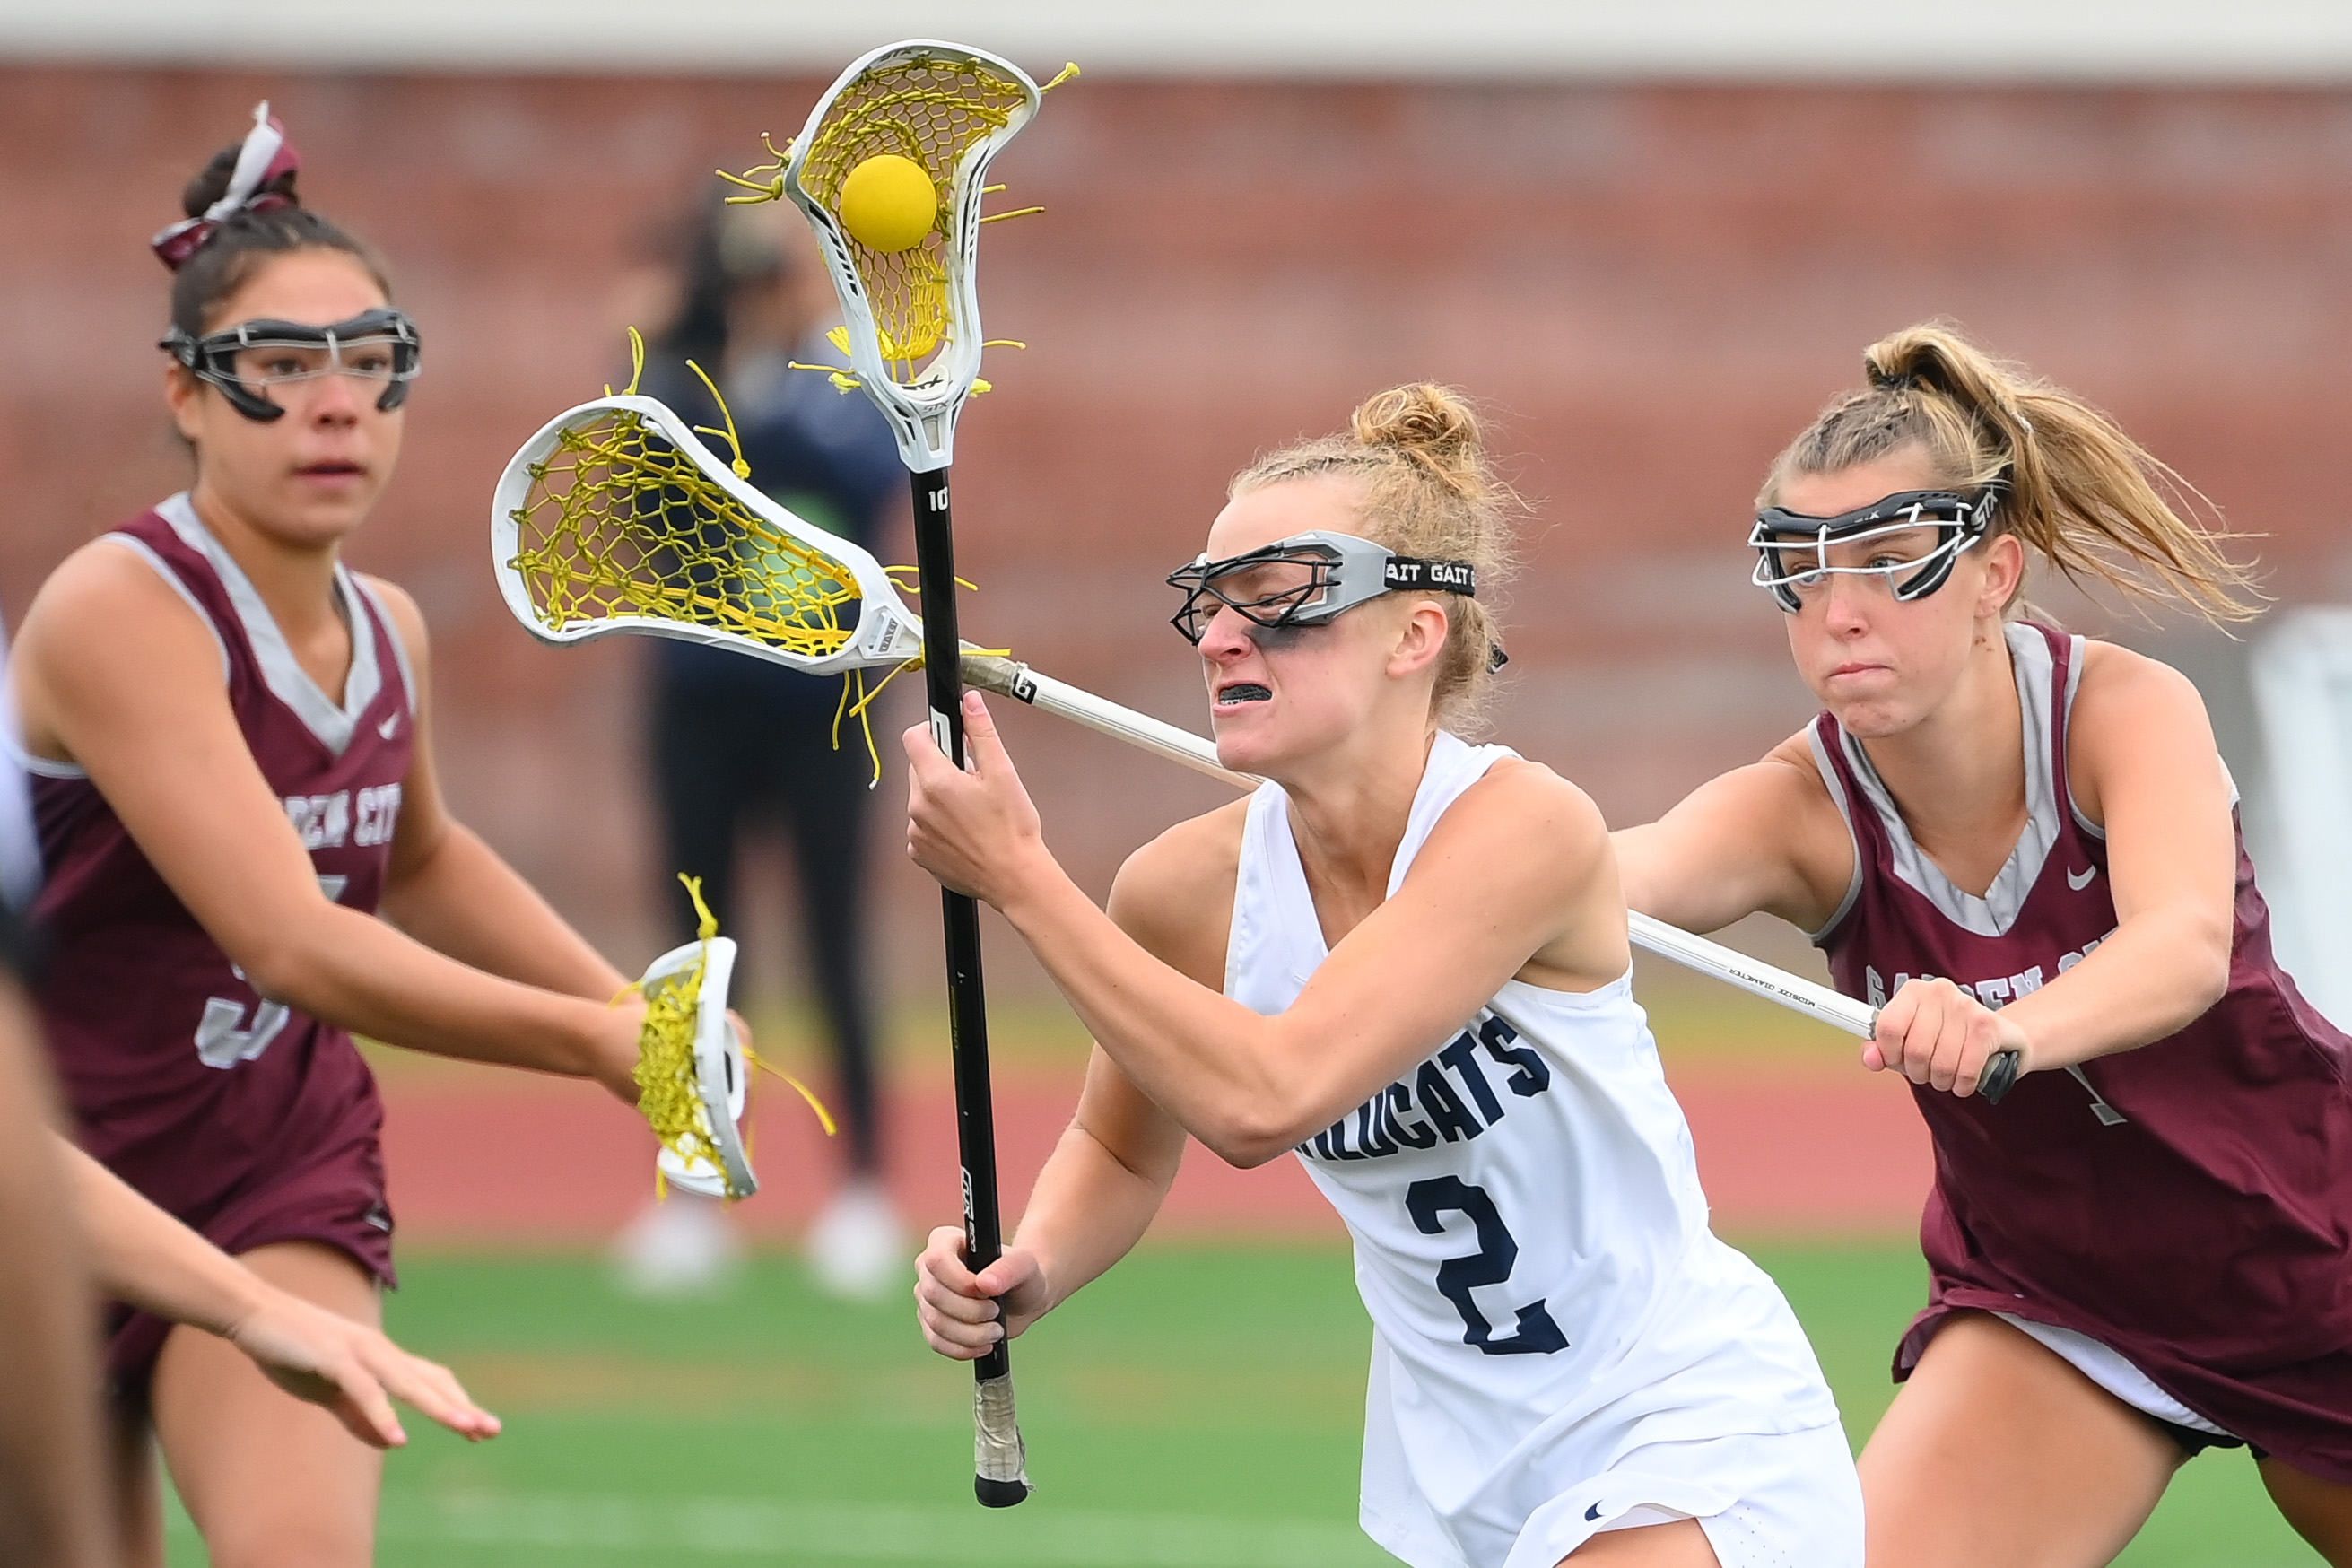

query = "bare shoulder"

[
  {"left": 12, "top": 538, "right": 231, "bottom": 762},
  {"left": 16, "top": 536, "right": 219, "bottom": 684},
  {"left": 2069, "top": 639, "right": 2214, "bottom": 756},
  {"left": 1437, "top": 756, "right": 1607, "bottom": 869},
  {"left": 22, "top": 535, "right": 202, "bottom": 640},
  {"left": 1633, "top": 727, "right": 1842, "bottom": 833},
  {"left": 2072, "top": 637, "right": 2206, "bottom": 715},
  {"left": 1756, "top": 727, "right": 1842, "bottom": 811},
  {"left": 2069, "top": 639, "right": 2222, "bottom": 822},
  {"left": 1106, "top": 796, "right": 1250, "bottom": 988}
]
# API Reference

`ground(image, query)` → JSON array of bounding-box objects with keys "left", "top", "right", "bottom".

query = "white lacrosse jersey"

[{"left": 1227, "top": 733, "right": 1848, "bottom": 1568}]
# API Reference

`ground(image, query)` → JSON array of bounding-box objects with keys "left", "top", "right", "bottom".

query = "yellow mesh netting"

[
  {"left": 505, "top": 401, "right": 864, "bottom": 664},
  {"left": 632, "top": 886, "right": 729, "bottom": 1198},
  {"left": 626, "top": 875, "right": 837, "bottom": 1203},
  {"left": 761, "top": 53, "right": 1030, "bottom": 376}
]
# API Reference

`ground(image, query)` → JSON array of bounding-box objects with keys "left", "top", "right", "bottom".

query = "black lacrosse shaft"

[
  {"left": 910, "top": 468, "right": 1027, "bottom": 1507},
  {"left": 1980, "top": 1047, "right": 2022, "bottom": 1105}
]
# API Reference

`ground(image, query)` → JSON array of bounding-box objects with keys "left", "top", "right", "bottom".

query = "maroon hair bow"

[{"left": 151, "top": 101, "right": 301, "bottom": 272}]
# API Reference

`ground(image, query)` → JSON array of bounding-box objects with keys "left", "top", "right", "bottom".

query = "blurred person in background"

[{"left": 610, "top": 196, "right": 910, "bottom": 1300}]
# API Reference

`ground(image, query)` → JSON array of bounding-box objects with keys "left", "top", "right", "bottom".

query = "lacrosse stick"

[
  {"left": 633, "top": 930, "right": 754, "bottom": 1201},
  {"left": 505, "top": 39, "right": 1057, "bottom": 1496},
  {"left": 489, "top": 391, "right": 1236, "bottom": 788},
  {"left": 622, "top": 874, "right": 839, "bottom": 1205},
  {"left": 492, "top": 388, "right": 2017, "bottom": 1118},
  {"left": 756, "top": 39, "right": 1062, "bottom": 1507}
]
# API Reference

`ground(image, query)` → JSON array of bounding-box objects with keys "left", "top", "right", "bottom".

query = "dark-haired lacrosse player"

[
  {"left": 8, "top": 103, "right": 651, "bottom": 1566},
  {"left": 907, "top": 385, "right": 1864, "bottom": 1567},
  {"left": 1614, "top": 324, "right": 2352, "bottom": 1566},
  {"left": 0, "top": 622, "right": 493, "bottom": 1568}
]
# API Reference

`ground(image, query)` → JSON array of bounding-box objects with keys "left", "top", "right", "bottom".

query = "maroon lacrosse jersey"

[
  {"left": 30, "top": 495, "right": 413, "bottom": 1381},
  {"left": 1811, "top": 620, "right": 2352, "bottom": 1477}
]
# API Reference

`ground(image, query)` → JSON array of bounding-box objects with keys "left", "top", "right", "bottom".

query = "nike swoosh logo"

[
  {"left": 2067, "top": 865, "right": 2096, "bottom": 891},
  {"left": 1585, "top": 1503, "right": 1603, "bottom": 1522},
  {"left": 378, "top": 711, "right": 401, "bottom": 739}
]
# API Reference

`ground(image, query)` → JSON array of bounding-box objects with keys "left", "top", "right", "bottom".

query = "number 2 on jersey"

[{"left": 1405, "top": 1176, "right": 1568, "bottom": 1356}]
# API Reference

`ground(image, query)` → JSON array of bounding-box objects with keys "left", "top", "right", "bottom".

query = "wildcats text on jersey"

[{"left": 1296, "top": 1015, "right": 1552, "bottom": 1163}]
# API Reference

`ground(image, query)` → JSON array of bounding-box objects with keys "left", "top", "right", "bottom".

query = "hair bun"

[
  {"left": 181, "top": 142, "right": 300, "bottom": 220},
  {"left": 1352, "top": 384, "right": 1485, "bottom": 497}
]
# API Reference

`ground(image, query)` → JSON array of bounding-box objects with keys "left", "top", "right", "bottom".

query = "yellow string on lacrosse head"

[
  {"left": 628, "top": 875, "right": 838, "bottom": 1202},
  {"left": 631, "top": 875, "right": 756, "bottom": 1200},
  {"left": 763, "top": 40, "right": 1048, "bottom": 472},
  {"left": 491, "top": 392, "right": 923, "bottom": 676}
]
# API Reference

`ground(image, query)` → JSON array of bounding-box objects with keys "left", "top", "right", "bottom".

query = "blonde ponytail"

[
  {"left": 1232, "top": 383, "right": 1518, "bottom": 731},
  {"left": 1764, "top": 323, "right": 2262, "bottom": 624}
]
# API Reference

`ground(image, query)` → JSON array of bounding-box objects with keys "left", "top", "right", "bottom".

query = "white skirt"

[
  {"left": 1365, "top": 1411, "right": 1862, "bottom": 1568},
  {"left": 1356, "top": 1235, "right": 1862, "bottom": 1568}
]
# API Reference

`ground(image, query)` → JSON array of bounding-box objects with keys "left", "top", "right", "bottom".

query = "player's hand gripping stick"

[{"left": 1621, "top": 914, "right": 2020, "bottom": 1102}]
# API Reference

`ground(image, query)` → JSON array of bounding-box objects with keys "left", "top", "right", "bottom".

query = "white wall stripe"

[{"left": 5, "top": 1, "right": 2352, "bottom": 81}]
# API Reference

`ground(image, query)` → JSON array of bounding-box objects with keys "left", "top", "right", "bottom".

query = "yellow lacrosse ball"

[{"left": 838, "top": 154, "right": 938, "bottom": 253}]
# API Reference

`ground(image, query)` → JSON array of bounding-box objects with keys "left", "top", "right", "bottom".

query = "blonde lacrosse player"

[
  {"left": 1612, "top": 324, "right": 2352, "bottom": 1567},
  {"left": 9, "top": 105, "right": 645, "bottom": 1567},
  {"left": 906, "top": 386, "right": 1864, "bottom": 1568}
]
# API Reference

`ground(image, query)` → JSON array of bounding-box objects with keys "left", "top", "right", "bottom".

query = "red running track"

[{"left": 380, "top": 1065, "right": 1930, "bottom": 1245}]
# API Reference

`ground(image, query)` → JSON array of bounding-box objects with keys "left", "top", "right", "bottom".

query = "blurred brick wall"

[{"left": 4, "top": 69, "right": 2348, "bottom": 997}]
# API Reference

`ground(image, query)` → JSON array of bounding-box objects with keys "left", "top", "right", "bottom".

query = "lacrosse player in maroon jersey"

[
  {"left": 1614, "top": 323, "right": 2352, "bottom": 1566},
  {"left": 7, "top": 106, "right": 647, "bottom": 1567}
]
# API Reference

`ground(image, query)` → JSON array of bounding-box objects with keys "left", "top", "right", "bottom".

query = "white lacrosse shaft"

[
  {"left": 960, "top": 654, "right": 1253, "bottom": 789},
  {"left": 967, "top": 663, "right": 1851, "bottom": 1000},
  {"left": 1621, "top": 913, "right": 1874, "bottom": 1036},
  {"left": 963, "top": 670, "right": 1884, "bottom": 1018},
  {"left": 970, "top": 669, "right": 2024, "bottom": 1101}
]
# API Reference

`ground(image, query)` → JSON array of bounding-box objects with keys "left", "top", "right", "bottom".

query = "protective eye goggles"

[
  {"left": 161, "top": 308, "right": 422, "bottom": 423},
  {"left": 1748, "top": 489, "right": 1993, "bottom": 613},
  {"left": 1167, "top": 529, "right": 1477, "bottom": 647}
]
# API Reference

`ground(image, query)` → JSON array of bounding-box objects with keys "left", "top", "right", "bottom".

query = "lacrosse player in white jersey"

[{"left": 905, "top": 385, "right": 1863, "bottom": 1568}]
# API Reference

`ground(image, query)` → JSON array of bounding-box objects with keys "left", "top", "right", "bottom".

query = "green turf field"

[{"left": 164, "top": 1240, "right": 2319, "bottom": 1566}]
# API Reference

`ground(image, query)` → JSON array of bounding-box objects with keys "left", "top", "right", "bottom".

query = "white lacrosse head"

[
  {"left": 640, "top": 935, "right": 756, "bottom": 1201},
  {"left": 781, "top": 39, "right": 1042, "bottom": 473},
  {"left": 490, "top": 393, "right": 922, "bottom": 675}
]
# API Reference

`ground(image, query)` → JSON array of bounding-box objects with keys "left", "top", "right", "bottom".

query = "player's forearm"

[
  {"left": 65, "top": 1138, "right": 268, "bottom": 1336},
  {"left": 1014, "top": 1122, "right": 1177, "bottom": 1314},
  {"left": 0, "top": 994, "right": 115, "bottom": 1568},
  {"left": 381, "top": 822, "right": 628, "bottom": 999},
  {"left": 246, "top": 904, "right": 634, "bottom": 1093},
  {"left": 2003, "top": 902, "right": 2231, "bottom": 1071}
]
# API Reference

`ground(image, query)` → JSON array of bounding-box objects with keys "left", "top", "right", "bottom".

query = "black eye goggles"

[
  {"left": 1747, "top": 488, "right": 1994, "bottom": 613},
  {"left": 1166, "top": 529, "right": 1478, "bottom": 646},
  {"left": 161, "top": 307, "right": 422, "bottom": 423}
]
